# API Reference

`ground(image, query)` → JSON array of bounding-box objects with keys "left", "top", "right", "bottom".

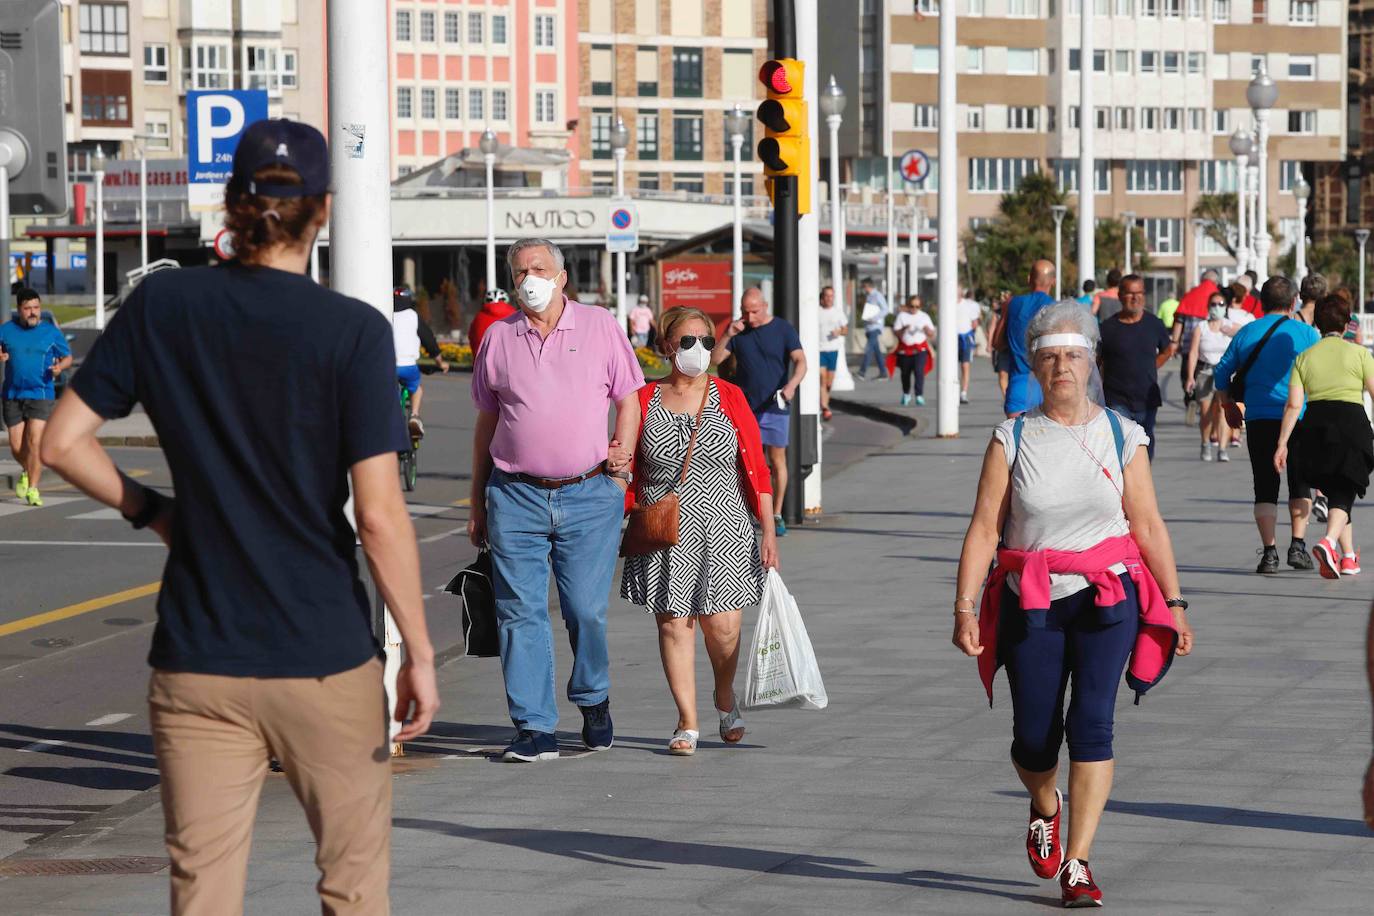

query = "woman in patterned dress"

[{"left": 622, "top": 307, "right": 779, "bottom": 756}]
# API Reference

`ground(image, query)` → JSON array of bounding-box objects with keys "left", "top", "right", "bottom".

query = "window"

[
  {"left": 188, "top": 43, "right": 231, "bottom": 89},
  {"left": 1289, "top": 55, "right": 1315, "bottom": 79},
  {"left": 444, "top": 88, "right": 461, "bottom": 120},
  {"left": 1188, "top": 107, "right": 1205, "bottom": 131},
  {"left": 1188, "top": 0, "right": 1204, "bottom": 16},
  {"left": 673, "top": 48, "right": 703, "bottom": 97},
  {"left": 638, "top": 173, "right": 661, "bottom": 191},
  {"left": 1116, "top": 0, "right": 1133, "bottom": 12},
  {"left": 1048, "top": 107, "right": 1057, "bottom": 132},
  {"left": 1213, "top": 0, "right": 1230, "bottom": 18},
  {"left": 1008, "top": 106, "right": 1038, "bottom": 131},
  {"left": 915, "top": 0, "right": 938, "bottom": 12},
  {"left": 724, "top": 175, "right": 755, "bottom": 198},
  {"left": 79, "top": 3, "right": 129, "bottom": 54},
  {"left": 1114, "top": 106, "right": 1134, "bottom": 130},
  {"left": 144, "top": 43, "right": 169, "bottom": 83},
  {"left": 912, "top": 45, "right": 938, "bottom": 73},
  {"left": 1007, "top": 48, "right": 1038, "bottom": 75},
  {"left": 637, "top": 114, "right": 658, "bottom": 159},
  {"left": 416, "top": 87, "right": 433, "bottom": 119},
  {"left": 468, "top": 11, "right": 484, "bottom": 44},
  {"left": 535, "top": 14, "right": 556, "bottom": 48},
  {"left": 445, "top": 11, "right": 461, "bottom": 44},
  {"left": 492, "top": 14, "right": 508, "bottom": 43},
  {"left": 1069, "top": 105, "right": 1080, "bottom": 129},
  {"left": 591, "top": 110, "right": 612, "bottom": 158},
  {"left": 637, "top": 48, "right": 659, "bottom": 95},
  {"left": 1290, "top": 1, "right": 1316, "bottom": 24},
  {"left": 966, "top": 106, "right": 984, "bottom": 130},
  {"left": 1288, "top": 110, "right": 1316, "bottom": 134},
  {"left": 535, "top": 90, "right": 556, "bottom": 124},
  {"left": 80, "top": 71, "right": 131, "bottom": 125},
  {"left": 967, "top": 47, "right": 983, "bottom": 74},
  {"left": 282, "top": 50, "right": 298, "bottom": 89},
  {"left": 1126, "top": 160, "right": 1183, "bottom": 193},
  {"left": 1251, "top": 55, "right": 1267, "bottom": 76},
  {"left": 1163, "top": 51, "right": 1181, "bottom": 74},
  {"left": 420, "top": 10, "right": 435, "bottom": 42},
  {"left": 1213, "top": 109, "right": 1230, "bottom": 133},
  {"left": 1053, "top": 160, "right": 1111, "bottom": 194},
  {"left": 397, "top": 165, "right": 414, "bottom": 177},
  {"left": 1141, "top": 0, "right": 1158, "bottom": 13},
  {"left": 913, "top": 104, "right": 939, "bottom": 130},
  {"left": 245, "top": 45, "right": 280, "bottom": 94},
  {"left": 1143, "top": 218, "right": 1183, "bottom": 254},
  {"left": 468, "top": 88, "right": 484, "bottom": 121},
  {"left": 591, "top": 45, "right": 613, "bottom": 95},
  {"left": 492, "top": 89, "right": 509, "bottom": 122},
  {"left": 1280, "top": 160, "right": 1304, "bottom": 191},
  {"left": 395, "top": 10, "right": 412, "bottom": 42},
  {"left": 1140, "top": 51, "right": 1158, "bottom": 74},
  {"left": 396, "top": 86, "right": 413, "bottom": 119},
  {"left": 1163, "top": 107, "right": 1183, "bottom": 130},
  {"left": 1162, "top": 0, "right": 1181, "bottom": 17},
  {"left": 1200, "top": 159, "right": 1238, "bottom": 193},
  {"left": 673, "top": 173, "right": 705, "bottom": 195},
  {"left": 1115, "top": 50, "right": 1132, "bottom": 73},
  {"left": 1139, "top": 107, "right": 1159, "bottom": 131},
  {"left": 673, "top": 111, "right": 704, "bottom": 159},
  {"left": 144, "top": 110, "right": 172, "bottom": 150},
  {"left": 1068, "top": 50, "right": 1106, "bottom": 72},
  {"left": 1095, "top": 107, "right": 1109, "bottom": 129},
  {"left": 1007, "top": 0, "right": 1038, "bottom": 15},
  {"left": 968, "top": 158, "right": 1037, "bottom": 193},
  {"left": 1187, "top": 52, "right": 1204, "bottom": 74}
]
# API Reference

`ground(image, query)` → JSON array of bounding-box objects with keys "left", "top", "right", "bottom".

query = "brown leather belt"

[{"left": 509, "top": 464, "right": 605, "bottom": 490}]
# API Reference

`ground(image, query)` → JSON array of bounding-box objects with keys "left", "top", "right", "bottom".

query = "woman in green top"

[{"left": 1275, "top": 294, "right": 1374, "bottom": 579}]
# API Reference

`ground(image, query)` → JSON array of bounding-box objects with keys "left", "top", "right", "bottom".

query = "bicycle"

[{"left": 398, "top": 382, "right": 420, "bottom": 492}]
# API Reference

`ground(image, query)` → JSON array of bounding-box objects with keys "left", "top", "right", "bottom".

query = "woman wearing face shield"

[
  {"left": 1186, "top": 290, "right": 1238, "bottom": 462},
  {"left": 621, "top": 307, "right": 779, "bottom": 756},
  {"left": 951, "top": 302, "right": 1194, "bottom": 908}
]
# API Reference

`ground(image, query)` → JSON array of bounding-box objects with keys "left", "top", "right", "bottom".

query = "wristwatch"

[
  {"left": 123, "top": 486, "right": 168, "bottom": 530},
  {"left": 1164, "top": 597, "right": 1189, "bottom": 611},
  {"left": 606, "top": 468, "right": 632, "bottom": 482}
]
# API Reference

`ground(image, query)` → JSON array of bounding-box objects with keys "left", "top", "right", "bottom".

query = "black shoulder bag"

[{"left": 1229, "top": 316, "right": 1287, "bottom": 403}]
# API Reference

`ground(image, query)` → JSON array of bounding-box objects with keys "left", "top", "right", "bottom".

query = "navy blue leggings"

[{"left": 999, "top": 575, "right": 1139, "bottom": 773}]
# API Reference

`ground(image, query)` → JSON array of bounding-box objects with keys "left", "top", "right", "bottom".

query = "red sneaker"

[
  {"left": 1313, "top": 538, "right": 1341, "bottom": 579},
  {"left": 1341, "top": 551, "right": 1361, "bottom": 575},
  {"left": 1026, "top": 788, "right": 1063, "bottom": 879},
  {"left": 1059, "top": 858, "right": 1103, "bottom": 908}
]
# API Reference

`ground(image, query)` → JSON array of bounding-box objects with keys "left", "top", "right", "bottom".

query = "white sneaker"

[
  {"left": 1201, "top": 443, "right": 1214, "bottom": 461},
  {"left": 1217, "top": 446, "right": 1230, "bottom": 463},
  {"left": 959, "top": 391, "right": 969, "bottom": 404}
]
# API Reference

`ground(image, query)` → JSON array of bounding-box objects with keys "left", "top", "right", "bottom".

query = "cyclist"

[
  {"left": 469, "top": 288, "right": 517, "bottom": 355},
  {"left": 393, "top": 286, "right": 448, "bottom": 438}
]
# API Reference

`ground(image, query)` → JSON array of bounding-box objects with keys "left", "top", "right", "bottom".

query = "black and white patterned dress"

[{"left": 622, "top": 384, "right": 765, "bottom": 617}]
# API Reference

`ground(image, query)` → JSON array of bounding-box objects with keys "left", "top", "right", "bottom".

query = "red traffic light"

[{"left": 760, "top": 60, "right": 793, "bottom": 94}]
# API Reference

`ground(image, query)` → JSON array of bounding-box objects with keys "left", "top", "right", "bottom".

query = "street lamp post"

[
  {"left": 1293, "top": 176, "right": 1310, "bottom": 286},
  {"left": 1122, "top": 210, "right": 1135, "bottom": 273},
  {"left": 94, "top": 148, "right": 106, "bottom": 329},
  {"left": 1050, "top": 204, "right": 1067, "bottom": 300},
  {"left": 1191, "top": 216, "right": 1207, "bottom": 283},
  {"left": 138, "top": 145, "right": 148, "bottom": 270},
  {"left": 1357, "top": 229, "right": 1370, "bottom": 314},
  {"left": 1229, "top": 128, "right": 1252, "bottom": 274},
  {"left": 610, "top": 117, "right": 630, "bottom": 330},
  {"left": 726, "top": 104, "right": 751, "bottom": 320},
  {"left": 909, "top": 191, "right": 925, "bottom": 305},
  {"left": 820, "top": 76, "right": 846, "bottom": 319},
  {"left": 1248, "top": 64, "right": 1279, "bottom": 284},
  {"left": 480, "top": 129, "right": 498, "bottom": 296}
]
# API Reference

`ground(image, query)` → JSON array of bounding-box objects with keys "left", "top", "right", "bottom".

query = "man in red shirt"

[
  {"left": 1173, "top": 269, "right": 1222, "bottom": 422},
  {"left": 468, "top": 288, "right": 517, "bottom": 354}
]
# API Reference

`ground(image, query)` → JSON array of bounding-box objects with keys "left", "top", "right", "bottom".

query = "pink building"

[{"left": 388, "top": 0, "right": 580, "bottom": 182}]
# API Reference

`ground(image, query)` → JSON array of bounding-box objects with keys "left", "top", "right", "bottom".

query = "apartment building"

[
  {"left": 577, "top": 0, "right": 768, "bottom": 196},
  {"left": 1312, "top": 1, "right": 1374, "bottom": 238},
  {"left": 388, "top": 0, "right": 579, "bottom": 180},
  {"left": 887, "top": 0, "right": 1345, "bottom": 290}
]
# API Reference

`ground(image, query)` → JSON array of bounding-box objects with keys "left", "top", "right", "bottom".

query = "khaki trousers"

[{"left": 148, "top": 658, "right": 392, "bottom": 916}]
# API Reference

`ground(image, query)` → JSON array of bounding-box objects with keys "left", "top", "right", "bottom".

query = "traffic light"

[{"left": 756, "top": 58, "right": 810, "bottom": 215}]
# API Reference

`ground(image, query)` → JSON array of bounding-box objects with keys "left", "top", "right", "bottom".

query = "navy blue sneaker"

[
  {"left": 501, "top": 730, "right": 558, "bottom": 762},
  {"left": 580, "top": 699, "right": 614, "bottom": 751}
]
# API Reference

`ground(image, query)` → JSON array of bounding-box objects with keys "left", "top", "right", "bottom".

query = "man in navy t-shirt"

[
  {"left": 1002, "top": 260, "right": 1057, "bottom": 417},
  {"left": 0, "top": 288, "right": 73, "bottom": 506},
  {"left": 1098, "top": 274, "right": 1175, "bottom": 460},
  {"left": 712, "top": 287, "right": 806, "bottom": 535}
]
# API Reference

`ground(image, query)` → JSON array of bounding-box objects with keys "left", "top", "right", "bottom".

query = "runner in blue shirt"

[
  {"left": 0, "top": 288, "right": 73, "bottom": 506},
  {"left": 1002, "top": 260, "right": 1057, "bottom": 417}
]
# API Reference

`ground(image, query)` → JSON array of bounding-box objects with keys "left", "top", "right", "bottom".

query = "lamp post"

[
  {"left": 1050, "top": 204, "right": 1067, "bottom": 300},
  {"left": 1229, "top": 128, "right": 1252, "bottom": 274},
  {"left": 1191, "top": 216, "right": 1207, "bottom": 283},
  {"left": 909, "top": 190, "right": 925, "bottom": 304},
  {"left": 1357, "top": 229, "right": 1370, "bottom": 314},
  {"left": 1122, "top": 210, "right": 1135, "bottom": 272},
  {"left": 137, "top": 143, "right": 148, "bottom": 270},
  {"left": 726, "top": 104, "right": 751, "bottom": 320},
  {"left": 820, "top": 76, "right": 846, "bottom": 318},
  {"left": 1248, "top": 64, "right": 1278, "bottom": 284},
  {"left": 1293, "top": 175, "right": 1310, "bottom": 286},
  {"left": 610, "top": 117, "right": 630, "bottom": 329},
  {"left": 94, "top": 147, "right": 106, "bottom": 329},
  {"left": 480, "top": 129, "right": 498, "bottom": 296}
]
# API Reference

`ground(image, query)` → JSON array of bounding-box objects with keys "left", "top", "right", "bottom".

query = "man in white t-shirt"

[
  {"left": 893, "top": 295, "right": 937, "bottom": 406},
  {"left": 816, "top": 285, "right": 848, "bottom": 421},
  {"left": 956, "top": 289, "right": 982, "bottom": 403}
]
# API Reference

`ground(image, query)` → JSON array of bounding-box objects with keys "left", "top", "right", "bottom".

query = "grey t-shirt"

[
  {"left": 1097, "top": 295, "right": 1123, "bottom": 323},
  {"left": 993, "top": 408, "right": 1149, "bottom": 600}
]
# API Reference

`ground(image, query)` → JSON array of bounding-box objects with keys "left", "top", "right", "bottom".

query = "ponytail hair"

[{"left": 222, "top": 165, "right": 326, "bottom": 265}]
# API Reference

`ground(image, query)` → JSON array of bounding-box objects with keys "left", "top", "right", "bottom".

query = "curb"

[
  {"left": 98, "top": 436, "right": 160, "bottom": 448},
  {"left": 830, "top": 396, "right": 920, "bottom": 436}
]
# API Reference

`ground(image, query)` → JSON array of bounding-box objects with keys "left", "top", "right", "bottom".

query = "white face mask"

[
  {"left": 518, "top": 272, "right": 560, "bottom": 313},
  {"left": 673, "top": 341, "right": 711, "bottom": 378}
]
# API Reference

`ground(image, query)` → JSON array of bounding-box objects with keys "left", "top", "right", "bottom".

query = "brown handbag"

[{"left": 619, "top": 383, "right": 710, "bottom": 557}]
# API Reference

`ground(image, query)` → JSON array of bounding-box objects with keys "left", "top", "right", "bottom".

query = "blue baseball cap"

[{"left": 230, "top": 119, "right": 330, "bottom": 197}]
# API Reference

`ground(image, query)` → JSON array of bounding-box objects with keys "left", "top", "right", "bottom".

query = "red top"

[
  {"left": 626, "top": 377, "right": 773, "bottom": 522},
  {"left": 1175, "top": 279, "right": 1217, "bottom": 319},
  {"left": 468, "top": 300, "right": 518, "bottom": 355},
  {"left": 1242, "top": 293, "right": 1263, "bottom": 317}
]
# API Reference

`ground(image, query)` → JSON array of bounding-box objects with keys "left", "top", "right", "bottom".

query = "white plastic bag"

[{"left": 743, "top": 570, "right": 828, "bottom": 710}]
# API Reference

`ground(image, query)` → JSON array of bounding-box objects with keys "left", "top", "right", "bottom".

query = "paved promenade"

[{"left": 5, "top": 364, "right": 1373, "bottom": 914}]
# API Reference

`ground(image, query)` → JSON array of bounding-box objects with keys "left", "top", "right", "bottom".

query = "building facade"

[
  {"left": 576, "top": 0, "right": 768, "bottom": 197},
  {"left": 885, "top": 0, "right": 1344, "bottom": 291},
  {"left": 1312, "top": 1, "right": 1374, "bottom": 240}
]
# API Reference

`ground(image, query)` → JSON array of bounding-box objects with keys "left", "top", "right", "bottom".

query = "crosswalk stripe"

[{"left": 68, "top": 508, "right": 123, "bottom": 520}]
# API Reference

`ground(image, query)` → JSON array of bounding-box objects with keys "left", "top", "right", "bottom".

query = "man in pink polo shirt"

[{"left": 468, "top": 237, "right": 645, "bottom": 763}]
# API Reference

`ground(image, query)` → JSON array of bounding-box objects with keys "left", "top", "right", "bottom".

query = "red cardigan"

[{"left": 625, "top": 378, "right": 773, "bottom": 522}]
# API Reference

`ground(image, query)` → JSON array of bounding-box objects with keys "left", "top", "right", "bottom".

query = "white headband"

[{"left": 1031, "top": 333, "right": 1092, "bottom": 352}]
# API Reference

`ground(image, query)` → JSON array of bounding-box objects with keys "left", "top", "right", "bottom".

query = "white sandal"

[
  {"left": 717, "top": 692, "right": 746, "bottom": 744},
  {"left": 668, "top": 729, "right": 699, "bottom": 756}
]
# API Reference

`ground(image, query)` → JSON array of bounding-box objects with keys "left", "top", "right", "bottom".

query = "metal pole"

[
  {"left": 1124, "top": 216, "right": 1132, "bottom": 272},
  {"left": 94, "top": 162, "right": 105, "bottom": 329},
  {"left": 1077, "top": 0, "right": 1094, "bottom": 290},
  {"left": 1295, "top": 196, "right": 1307, "bottom": 286},
  {"left": 1254, "top": 111, "right": 1271, "bottom": 284},
  {"left": 484, "top": 153, "right": 496, "bottom": 293},
  {"left": 908, "top": 198, "right": 920, "bottom": 304},
  {"left": 614, "top": 147, "right": 627, "bottom": 329},
  {"left": 327, "top": 0, "right": 400, "bottom": 745},
  {"left": 139, "top": 148, "right": 148, "bottom": 270},
  {"left": 1235, "top": 152, "right": 1249, "bottom": 273},
  {"left": 1248, "top": 160, "right": 1260, "bottom": 273},
  {"left": 310, "top": 240, "right": 320, "bottom": 283},
  {"left": 798, "top": 0, "right": 823, "bottom": 517},
  {"left": 1358, "top": 231, "right": 1369, "bottom": 313},
  {"left": 0, "top": 162, "right": 9, "bottom": 325},
  {"left": 827, "top": 112, "right": 842, "bottom": 305},
  {"left": 936, "top": 0, "right": 958, "bottom": 436},
  {"left": 1053, "top": 214, "right": 1063, "bottom": 301},
  {"left": 732, "top": 132, "right": 744, "bottom": 320},
  {"left": 771, "top": 0, "right": 802, "bottom": 524}
]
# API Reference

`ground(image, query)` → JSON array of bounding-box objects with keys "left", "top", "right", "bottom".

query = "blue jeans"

[
  {"left": 485, "top": 469, "right": 626, "bottom": 733},
  {"left": 860, "top": 328, "right": 887, "bottom": 377},
  {"left": 1108, "top": 403, "right": 1158, "bottom": 461}
]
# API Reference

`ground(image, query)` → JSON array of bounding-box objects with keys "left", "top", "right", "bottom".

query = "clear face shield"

[{"left": 1030, "top": 332, "right": 1104, "bottom": 408}]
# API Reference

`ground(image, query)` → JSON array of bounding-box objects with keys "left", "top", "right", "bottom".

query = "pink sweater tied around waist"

[{"left": 977, "top": 534, "right": 1180, "bottom": 706}]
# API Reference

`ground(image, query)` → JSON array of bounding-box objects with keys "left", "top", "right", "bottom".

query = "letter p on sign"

[{"left": 196, "top": 96, "right": 245, "bottom": 164}]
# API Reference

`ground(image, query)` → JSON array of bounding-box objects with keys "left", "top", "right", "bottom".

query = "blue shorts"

[
  {"left": 755, "top": 408, "right": 790, "bottom": 448},
  {"left": 397, "top": 364, "right": 422, "bottom": 395},
  {"left": 958, "top": 331, "right": 976, "bottom": 363},
  {"left": 819, "top": 351, "right": 839, "bottom": 372}
]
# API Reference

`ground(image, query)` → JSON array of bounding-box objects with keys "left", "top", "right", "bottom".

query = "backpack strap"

[
  {"left": 1011, "top": 414, "right": 1025, "bottom": 466},
  {"left": 1105, "top": 408, "right": 1126, "bottom": 475}
]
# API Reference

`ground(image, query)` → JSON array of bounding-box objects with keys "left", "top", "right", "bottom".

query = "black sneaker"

[
  {"left": 1313, "top": 492, "right": 1329, "bottom": 523},
  {"left": 501, "top": 730, "right": 558, "bottom": 762},
  {"left": 1256, "top": 546, "right": 1280, "bottom": 575},
  {"left": 1288, "top": 540, "right": 1314, "bottom": 571},
  {"left": 580, "top": 699, "right": 614, "bottom": 751}
]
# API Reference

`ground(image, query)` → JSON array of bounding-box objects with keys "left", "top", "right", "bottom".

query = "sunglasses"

[{"left": 677, "top": 335, "right": 716, "bottom": 351}]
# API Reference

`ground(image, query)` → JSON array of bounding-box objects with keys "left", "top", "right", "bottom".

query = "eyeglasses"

[{"left": 678, "top": 335, "right": 716, "bottom": 351}]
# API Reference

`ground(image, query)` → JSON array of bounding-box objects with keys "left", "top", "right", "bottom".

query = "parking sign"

[{"left": 186, "top": 90, "right": 269, "bottom": 211}]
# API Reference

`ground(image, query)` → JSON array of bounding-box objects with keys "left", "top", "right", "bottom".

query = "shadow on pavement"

[
  {"left": 994, "top": 791, "right": 1368, "bottom": 837},
  {"left": 0, "top": 724, "right": 155, "bottom": 772},
  {"left": 3, "top": 767, "right": 158, "bottom": 792}
]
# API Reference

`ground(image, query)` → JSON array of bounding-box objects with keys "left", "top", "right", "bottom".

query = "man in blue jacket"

[
  {"left": 0, "top": 289, "right": 72, "bottom": 506},
  {"left": 1214, "top": 275, "right": 1320, "bottom": 574},
  {"left": 1002, "top": 260, "right": 1056, "bottom": 417}
]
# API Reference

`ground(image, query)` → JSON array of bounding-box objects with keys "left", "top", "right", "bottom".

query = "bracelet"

[
  {"left": 123, "top": 486, "right": 167, "bottom": 530},
  {"left": 953, "top": 607, "right": 975, "bottom": 616}
]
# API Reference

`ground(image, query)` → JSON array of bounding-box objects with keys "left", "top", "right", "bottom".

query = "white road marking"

[
  {"left": 419, "top": 526, "right": 466, "bottom": 543},
  {"left": 68, "top": 508, "right": 124, "bottom": 520},
  {"left": 85, "top": 713, "right": 133, "bottom": 727},
  {"left": 0, "top": 540, "right": 163, "bottom": 548},
  {"left": 407, "top": 504, "right": 456, "bottom": 519},
  {"left": 18, "top": 739, "right": 69, "bottom": 754}
]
